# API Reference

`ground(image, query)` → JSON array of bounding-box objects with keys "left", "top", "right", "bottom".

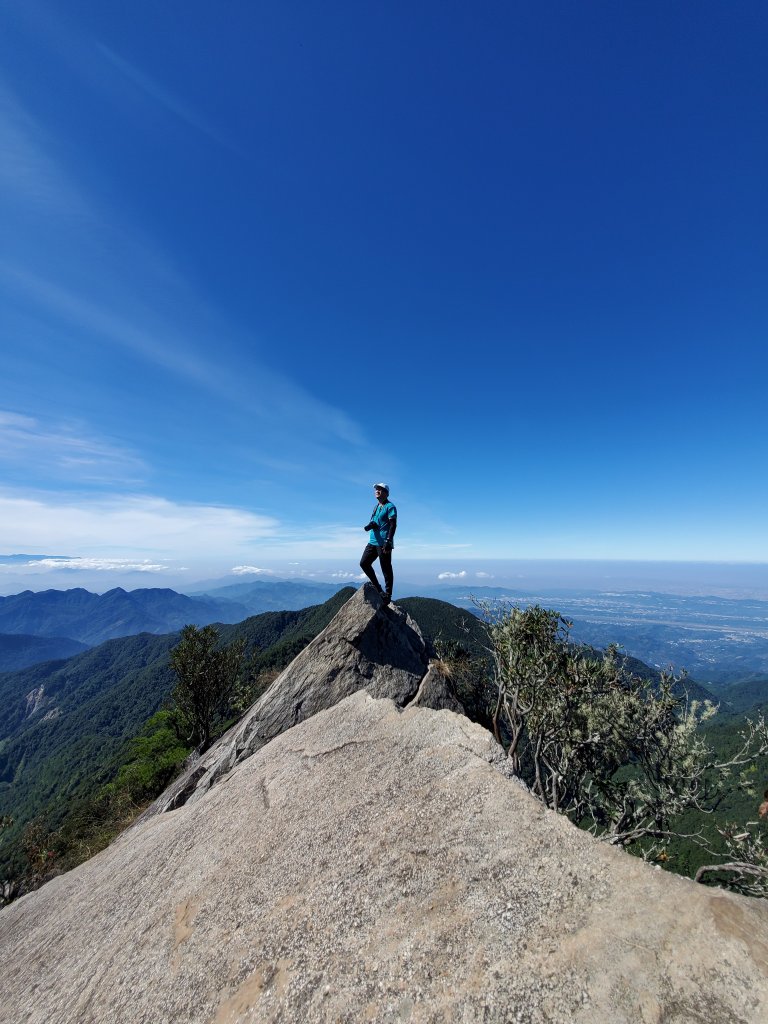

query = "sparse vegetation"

[
  {"left": 432, "top": 636, "right": 496, "bottom": 730},
  {"left": 693, "top": 792, "right": 768, "bottom": 897},
  {"left": 477, "top": 602, "right": 768, "bottom": 889}
]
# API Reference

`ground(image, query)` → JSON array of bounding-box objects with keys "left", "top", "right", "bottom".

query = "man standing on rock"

[{"left": 360, "top": 482, "right": 397, "bottom": 604}]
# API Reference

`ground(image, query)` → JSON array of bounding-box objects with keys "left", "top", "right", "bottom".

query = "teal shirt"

[{"left": 368, "top": 501, "right": 397, "bottom": 547}]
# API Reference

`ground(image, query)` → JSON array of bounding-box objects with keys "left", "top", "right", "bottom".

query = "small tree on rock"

[{"left": 169, "top": 625, "right": 245, "bottom": 752}]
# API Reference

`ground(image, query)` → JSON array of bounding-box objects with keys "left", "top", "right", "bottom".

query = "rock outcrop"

[
  {"left": 2, "top": 691, "right": 768, "bottom": 1023},
  {"left": 3, "top": 585, "right": 768, "bottom": 1023},
  {"left": 405, "top": 662, "right": 466, "bottom": 715},
  {"left": 140, "top": 584, "right": 430, "bottom": 816}
]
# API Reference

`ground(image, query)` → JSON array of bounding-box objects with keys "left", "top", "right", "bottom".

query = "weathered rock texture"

[
  {"left": 405, "top": 662, "right": 466, "bottom": 715},
  {"left": 2, "top": 691, "right": 767, "bottom": 1024},
  {"left": 141, "top": 584, "right": 430, "bottom": 815}
]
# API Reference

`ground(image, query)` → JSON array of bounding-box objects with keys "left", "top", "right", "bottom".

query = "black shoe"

[{"left": 382, "top": 592, "right": 392, "bottom": 606}]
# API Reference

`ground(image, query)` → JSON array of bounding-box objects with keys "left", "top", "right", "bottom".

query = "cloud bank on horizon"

[{"left": 1, "top": 1, "right": 767, "bottom": 575}]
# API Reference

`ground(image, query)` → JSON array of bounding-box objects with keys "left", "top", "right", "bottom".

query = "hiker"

[{"left": 360, "top": 482, "right": 397, "bottom": 604}]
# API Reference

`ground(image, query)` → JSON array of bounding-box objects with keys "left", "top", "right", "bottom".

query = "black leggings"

[{"left": 360, "top": 544, "right": 393, "bottom": 595}]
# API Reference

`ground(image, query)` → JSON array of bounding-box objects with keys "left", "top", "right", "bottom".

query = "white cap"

[{"left": 373, "top": 482, "right": 389, "bottom": 493}]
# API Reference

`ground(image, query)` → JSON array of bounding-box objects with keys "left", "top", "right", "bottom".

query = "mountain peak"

[
  {"left": 141, "top": 583, "right": 431, "bottom": 817},
  {"left": 3, "top": 585, "right": 767, "bottom": 1022}
]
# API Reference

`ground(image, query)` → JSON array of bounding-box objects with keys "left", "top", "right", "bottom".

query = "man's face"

[{"left": 374, "top": 487, "right": 386, "bottom": 501}]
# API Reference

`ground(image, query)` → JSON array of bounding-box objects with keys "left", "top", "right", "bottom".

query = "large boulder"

[
  {"left": 140, "top": 584, "right": 429, "bottom": 816},
  {"left": 2, "top": 691, "right": 767, "bottom": 1024}
]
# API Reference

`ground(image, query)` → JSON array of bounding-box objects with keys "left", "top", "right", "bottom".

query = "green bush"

[
  {"left": 108, "top": 711, "right": 192, "bottom": 803},
  {"left": 481, "top": 602, "right": 768, "bottom": 863}
]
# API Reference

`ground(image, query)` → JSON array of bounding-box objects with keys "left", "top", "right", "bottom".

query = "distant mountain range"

[
  {"left": 4, "top": 578, "right": 768, "bottom": 685},
  {"left": 0, "top": 581, "right": 352, "bottom": 671},
  {"left": 0, "top": 587, "right": 252, "bottom": 651}
]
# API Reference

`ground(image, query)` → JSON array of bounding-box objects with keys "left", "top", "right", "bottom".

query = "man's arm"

[{"left": 383, "top": 506, "right": 397, "bottom": 550}]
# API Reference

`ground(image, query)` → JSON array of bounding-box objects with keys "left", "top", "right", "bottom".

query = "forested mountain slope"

[
  {"left": 0, "top": 588, "right": 356, "bottom": 876},
  {"left": 0, "top": 633, "right": 89, "bottom": 672}
]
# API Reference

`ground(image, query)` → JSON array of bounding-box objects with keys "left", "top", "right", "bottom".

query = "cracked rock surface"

[
  {"left": 137, "top": 584, "right": 430, "bottom": 817},
  {"left": 3, "top": 691, "right": 768, "bottom": 1024}
]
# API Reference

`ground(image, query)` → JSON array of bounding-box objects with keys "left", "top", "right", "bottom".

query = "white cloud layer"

[
  {"left": 231, "top": 565, "right": 277, "bottom": 576},
  {"left": 0, "top": 491, "right": 279, "bottom": 561},
  {"left": 23, "top": 556, "right": 169, "bottom": 572},
  {"left": 437, "top": 570, "right": 467, "bottom": 579}
]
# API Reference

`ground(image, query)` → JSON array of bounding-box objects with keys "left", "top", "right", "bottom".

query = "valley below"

[{"left": 426, "top": 584, "right": 768, "bottom": 684}]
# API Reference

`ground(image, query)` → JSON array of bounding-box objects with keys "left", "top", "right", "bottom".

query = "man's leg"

[
  {"left": 379, "top": 548, "right": 393, "bottom": 597},
  {"left": 360, "top": 544, "right": 383, "bottom": 591}
]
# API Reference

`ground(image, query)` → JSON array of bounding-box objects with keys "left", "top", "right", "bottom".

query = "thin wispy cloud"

[
  {"left": 262, "top": 525, "right": 367, "bottom": 556},
  {"left": 0, "top": 410, "right": 146, "bottom": 484},
  {"left": 3, "top": 260, "right": 368, "bottom": 451},
  {"left": 0, "top": 78, "right": 369, "bottom": 458},
  {"left": 0, "top": 85, "right": 85, "bottom": 217},
  {"left": 0, "top": 77, "right": 195, "bottom": 299},
  {"left": 437, "top": 570, "right": 467, "bottom": 579},
  {"left": 96, "top": 43, "right": 229, "bottom": 148},
  {"left": 1, "top": 265, "right": 227, "bottom": 390},
  {"left": 5, "top": 1, "right": 229, "bottom": 148}
]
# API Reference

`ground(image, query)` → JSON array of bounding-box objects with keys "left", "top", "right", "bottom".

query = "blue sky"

[{"left": 1, "top": 1, "right": 767, "bottom": 591}]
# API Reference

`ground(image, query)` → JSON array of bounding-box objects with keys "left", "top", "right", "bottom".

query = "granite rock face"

[
  {"left": 405, "top": 662, "right": 466, "bottom": 715},
  {"left": 139, "top": 584, "right": 430, "bottom": 816},
  {"left": 2, "top": 691, "right": 768, "bottom": 1024}
]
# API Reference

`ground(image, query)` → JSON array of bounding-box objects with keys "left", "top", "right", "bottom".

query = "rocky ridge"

[
  {"left": 1, "top": 585, "right": 767, "bottom": 1024},
  {"left": 139, "top": 584, "right": 432, "bottom": 817}
]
